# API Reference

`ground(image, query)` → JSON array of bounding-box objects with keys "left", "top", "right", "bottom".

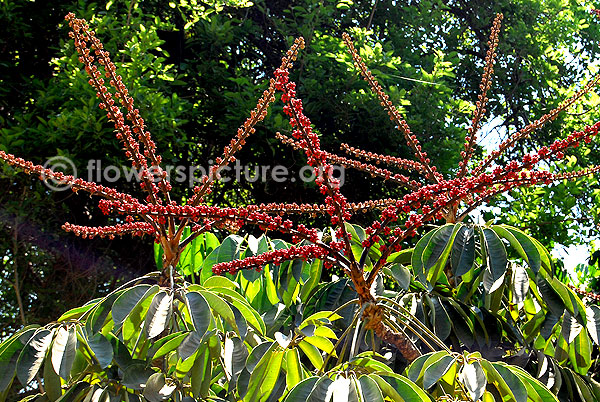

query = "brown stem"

[{"left": 362, "top": 303, "right": 420, "bottom": 361}]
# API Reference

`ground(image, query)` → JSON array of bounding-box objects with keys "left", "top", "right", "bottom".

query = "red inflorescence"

[
  {"left": 2, "top": 12, "right": 599, "bottom": 286},
  {"left": 63, "top": 222, "right": 156, "bottom": 239},
  {"left": 212, "top": 244, "right": 329, "bottom": 275}
]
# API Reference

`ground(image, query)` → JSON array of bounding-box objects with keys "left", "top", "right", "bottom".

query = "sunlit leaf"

[
  {"left": 451, "top": 225, "right": 476, "bottom": 277},
  {"left": 482, "top": 228, "right": 507, "bottom": 293},
  {"left": 16, "top": 329, "right": 53, "bottom": 386},
  {"left": 459, "top": 362, "right": 486, "bottom": 401},
  {"left": 51, "top": 326, "right": 77, "bottom": 380},
  {"left": 144, "top": 291, "right": 173, "bottom": 339},
  {"left": 423, "top": 354, "right": 455, "bottom": 389}
]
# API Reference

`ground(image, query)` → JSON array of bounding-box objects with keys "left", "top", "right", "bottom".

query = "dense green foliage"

[
  {"left": 2, "top": 0, "right": 600, "bottom": 332},
  {"left": 1, "top": 224, "right": 600, "bottom": 401}
]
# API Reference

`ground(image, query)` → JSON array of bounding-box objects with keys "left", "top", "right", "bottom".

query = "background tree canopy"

[{"left": 1, "top": 0, "right": 599, "bottom": 333}]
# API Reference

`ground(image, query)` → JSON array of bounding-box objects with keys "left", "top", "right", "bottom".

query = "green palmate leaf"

[
  {"left": 511, "top": 263, "right": 529, "bottom": 304},
  {"left": 406, "top": 351, "right": 448, "bottom": 384},
  {"left": 178, "top": 331, "right": 204, "bottom": 362},
  {"left": 203, "top": 276, "right": 239, "bottom": 290},
  {"left": 508, "top": 365, "right": 559, "bottom": 402},
  {"left": 306, "top": 376, "right": 334, "bottom": 402},
  {"left": 282, "top": 261, "right": 303, "bottom": 307},
  {"left": 426, "top": 295, "right": 451, "bottom": 341},
  {"left": 375, "top": 373, "right": 431, "bottom": 401},
  {"left": 459, "top": 361, "right": 486, "bottom": 401},
  {"left": 143, "top": 372, "right": 176, "bottom": 402},
  {"left": 314, "top": 326, "right": 337, "bottom": 340},
  {"left": 143, "top": 291, "right": 173, "bottom": 339},
  {"left": 202, "top": 287, "right": 265, "bottom": 334},
  {"left": 569, "top": 328, "right": 592, "bottom": 375},
  {"left": 300, "top": 311, "right": 343, "bottom": 328},
  {"left": 298, "top": 340, "right": 324, "bottom": 370},
  {"left": 482, "top": 228, "right": 507, "bottom": 293},
  {"left": 51, "top": 326, "right": 77, "bottom": 380},
  {"left": 107, "top": 333, "right": 132, "bottom": 368},
  {"left": 279, "top": 259, "right": 302, "bottom": 293},
  {"left": 303, "top": 335, "right": 336, "bottom": 356},
  {"left": 16, "top": 328, "right": 54, "bottom": 386},
  {"left": 122, "top": 361, "right": 155, "bottom": 390},
  {"left": 422, "top": 354, "right": 455, "bottom": 389},
  {"left": 445, "top": 299, "right": 475, "bottom": 348},
  {"left": 386, "top": 263, "right": 411, "bottom": 290},
  {"left": 492, "top": 225, "right": 541, "bottom": 274},
  {"left": 487, "top": 362, "right": 527, "bottom": 402},
  {"left": 151, "top": 332, "right": 189, "bottom": 361},
  {"left": 300, "top": 259, "right": 323, "bottom": 303},
  {"left": 553, "top": 279, "right": 585, "bottom": 320},
  {"left": 529, "top": 237, "right": 553, "bottom": 275},
  {"left": 387, "top": 248, "right": 413, "bottom": 265},
  {"left": 154, "top": 241, "right": 164, "bottom": 271},
  {"left": 285, "top": 348, "right": 302, "bottom": 389},
  {"left": 178, "top": 232, "right": 219, "bottom": 276},
  {"left": 185, "top": 291, "right": 211, "bottom": 335},
  {"left": 355, "top": 377, "right": 384, "bottom": 402},
  {"left": 411, "top": 228, "right": 438, "bottom": 277},
  {"left": 345, "top": 223, "right": 366, "bottom": 244},
  {"left": 522, "top": 311, "right": 546, "bottom": 343},
  {"left": 537, "top": 277, "right": 565, "bottom": 317},
  {"left": 244, "top": 344, "right": 284, "bottom": 402},
  {"left": 555, "top": 333, "right": 570, "bottom": 364},
  {"left": 229, "top": 295, "right": 267, "bottom": 335},
  {"left": 237, "top": 368, "right": 252, "bottom": 399},
  {"left": 58, "top": 299, "right": 100, "bottom": 322},
  {"left": 586, "top": 305, "right": 600, "bottom": 345},
  {"left": 562, "top": 311, "right": 583, "bottom": 344},
  {"left": 43, "top": 348, "right": 63, "bottom": 401},
  {"left": 246, "top": 342, "right": 273, "bottom": 373},
  {"left": 86, "top": 290, "right": 125, "bottom": 335},
  {"left": 0, "top": 327, "right": 37, "bottom": 392},
  {"left": 230, "top": 303, "right": 248, "bottom": 339},
  {"left": 199, "top": 290, "right": 237, "bottom": 332},
  {"left": 572, "top": 370, "right": 595, "bottom": 401},
  {"left": 450, "top": 225, "right": 476, "bottom": 277},
  {"left": 191, "top": 346, "right": 211, "bottom": 399},
  {"left": 589, "top": 378, "right": 600, "bottom": 401},
  {"left": 112, "top": 284, "right": 156, "bottom": 328},
  {"left": 283, "top": 377, "right": 320, "bottom": 402},
  {"left": 423, "top": 224, "right": 456, "bottom": 270},
  {"left": 223, "top": 336, "right": 248, "bottom": 382},
  {"left": 201, "top": 235, "right": 242, "bottom": 283},
  {"left": 86, "top": 333, "right": 113, "bottom": 369},
  {"left": 55, "top": 380, "right": 90, "bottom": 401},
  {"left": 432, "top": 226, "right": 462, "bottom": 285}
]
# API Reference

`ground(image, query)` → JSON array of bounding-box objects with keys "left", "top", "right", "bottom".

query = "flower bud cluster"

[
  {"left": 212, "top": 244, "right": 328, "bottom": 275},
  {"left": 274, "top": 68, "right": 352, "bottom": 229},
  {"left": 0, "top": 150, "right": 138, "bottom": 204},
  {"left": 187, "top": 37, "right": 306, "bottom": 205},
  {"left": 253, "top": 199, "right": 397, "bottom": 215},
  {"left": 472, "top": 72, "right": 600, "bottom": 176},
  {"left": 276, "top": 132, "right": 419, "bottom": 189},
  {"left": 65, "top": 13, "right": 166, "bottom": 201},
  {"left": 458, "top": 13, "right": 502, "bottom": 177},
  {"left": 62, "top": 222, "right": 155, "bottom": 239},
  {"left": 342, "top": 33, "right": 442, "bottom": 184},
  {"left": 340, "top": 143, "right": 425, "bottom": 173}
]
